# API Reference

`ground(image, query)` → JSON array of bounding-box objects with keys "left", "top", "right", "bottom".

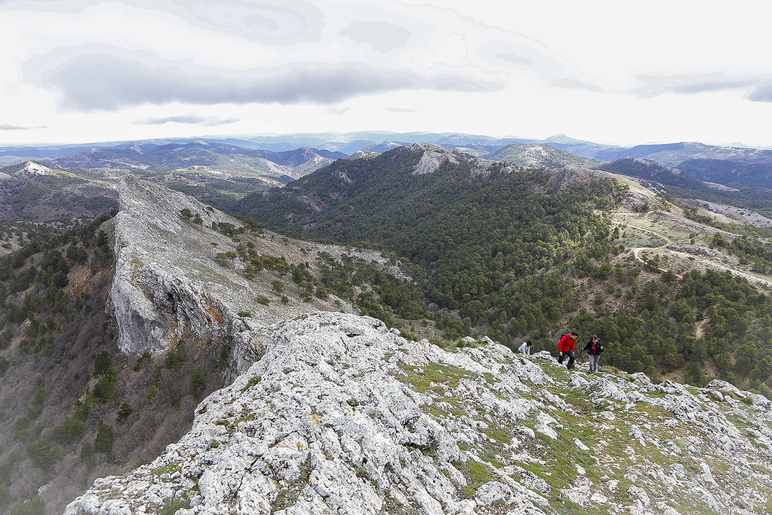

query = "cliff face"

[
  {"left": 111, "top": 176, "right": 237, "bottom": 354},
  {"left": 66, "top": 311, "right": 772, "bottom": 514},
  {"left": 109, "top": 176, "right": 396, "bottom": 374}
]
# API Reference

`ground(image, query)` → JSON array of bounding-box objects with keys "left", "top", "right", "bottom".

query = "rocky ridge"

[
  {"left": 66, "top": 310, "right": 772, "bottom": 514},
  {"left": 408, "top": 143, "right": 515, "bottom": 177},
  {"left": 63, "top": 176, "right": 772, "bottom": 514},
  {"left": 110, "top": 175, "right": 405, "bottom": 374}
]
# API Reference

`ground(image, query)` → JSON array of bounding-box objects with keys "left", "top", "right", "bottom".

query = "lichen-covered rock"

[{"left": 67, "top": 311, "right": 772, "bottom": 514}]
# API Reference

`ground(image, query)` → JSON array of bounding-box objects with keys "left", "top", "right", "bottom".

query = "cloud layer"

[
  {"left": 28, "top": 48, "right": 501, "bottom": 111},
  {"left": 2, "top": 0, "right": 772, "bottom": 146}
]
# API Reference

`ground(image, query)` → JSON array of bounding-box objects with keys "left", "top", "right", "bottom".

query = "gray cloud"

[
  {"left": 0, "top": 124, "right": 33, "bottom": 130},
  {"left": 635, "top": 73, "right": 770, "bottom": 100},
  {"left": 339, "top": 20, "right": 411, "bottom": 53},
  {"left": 551, "top": 78, "right": 602, "bottom": 92},
  {"left": 496, "top": 53, "right": 533, "bottom": 66},
  {"left": 29, "top": 48, "right": 502, "bottom": 111},
  {"left": 749, "top": 83, "right": 772, "bottom": 102},
  {"left": 138, "top": 115, "right": 239, "bottom": 126}
]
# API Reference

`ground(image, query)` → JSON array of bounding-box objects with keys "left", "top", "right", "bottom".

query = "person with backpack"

[
  {"left": 557, "top": 332, "right": 577, "bottom": 370},
  {"left": 518, "top": 340, "right": 533, "bottom": 355},
  {"left": 583, "top": 334, "right": 604, "bottom": 372}
]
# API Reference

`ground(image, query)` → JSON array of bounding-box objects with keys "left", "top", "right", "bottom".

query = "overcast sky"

[{"left": 2, "top": 0, "right": 772, "bottom": 148}]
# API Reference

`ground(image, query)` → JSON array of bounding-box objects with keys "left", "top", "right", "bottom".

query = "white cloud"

[{"left": 0, "top": 0, "right": 771, "bottom": 147}]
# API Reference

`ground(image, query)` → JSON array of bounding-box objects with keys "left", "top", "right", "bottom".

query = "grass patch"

[
  {"left": 399, "top": 363, "right": 475, "bottom": 393},
  {"left": 160, "top": 494, "right": 190, "bottom": 515},
  {"left": 482, "top": 426, "right": 510, "bottom": 443},
  {"left": 460, "top": 460, "right": 496, "bottom": 498},
  {"left": 153, "top": 462, "right": 182, "bottom": 477},
  {"left": 241, "top": 375, "right": 261, "bottom": 393}
]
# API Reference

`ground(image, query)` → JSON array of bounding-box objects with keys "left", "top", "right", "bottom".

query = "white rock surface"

[{"left": 66, "top": 311, "right": 772, "bottom": 514}]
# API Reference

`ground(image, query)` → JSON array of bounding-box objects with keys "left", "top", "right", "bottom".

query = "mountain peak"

[{"left": 13, "top": 160, "right": 55, "bottom": 177}]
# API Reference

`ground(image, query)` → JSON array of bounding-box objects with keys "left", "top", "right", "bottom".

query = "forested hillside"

[
  {"left": 237, "top": 145, "right": 772, "bottom": 400},
  {"left": 0, "top": 214, "right": 227, "bottom": 514}
]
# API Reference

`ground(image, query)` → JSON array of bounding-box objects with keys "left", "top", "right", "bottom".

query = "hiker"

[
  {"left": 518, "top": 340, "right": 533, "bottom": 355},
  {"left": 557, "top": 332, "right": 577, "bottom": 370},
  {"left": 583, "top": 334, "right": 604, "bottom": 372}
]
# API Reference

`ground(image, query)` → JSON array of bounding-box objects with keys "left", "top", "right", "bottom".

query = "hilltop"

[
  {"left": 67, "top": 311, "right": 772, "bottom": 514},
  {"left": 486, "top": 144, "right": 602, "bottom": 169}
]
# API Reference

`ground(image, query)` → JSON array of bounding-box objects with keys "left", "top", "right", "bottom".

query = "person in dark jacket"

[
  {"left": 557, "top": 332, "right": 577, "bottom": 370},
  {"left": 583, "top": 334, "right": 604, "bottom": 372}
]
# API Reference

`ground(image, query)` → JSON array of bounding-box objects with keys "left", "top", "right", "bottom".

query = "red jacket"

[{"left": 558, "top": 333, "right": 575, "bottom": 352}]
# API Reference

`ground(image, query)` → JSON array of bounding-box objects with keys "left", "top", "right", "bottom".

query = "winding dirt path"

[{"left": 627, "top": 224, "right": 772, "bottom": 288}]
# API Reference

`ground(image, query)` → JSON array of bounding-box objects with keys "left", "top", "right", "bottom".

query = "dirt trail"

[{"left": 627, "top": 222, "right": 772, "bottom": 289}]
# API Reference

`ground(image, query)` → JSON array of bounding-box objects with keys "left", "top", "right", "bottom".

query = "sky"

[{"left": 2, "top": 0, "right": 772, "bottom": 148}]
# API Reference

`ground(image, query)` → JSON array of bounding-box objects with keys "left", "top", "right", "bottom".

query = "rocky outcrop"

[
  {"left": 111, "top": 176, "right": 245, "bottom": 355},
  {"left": 67, "top": 313, "right": 772, "bottom": 514},
  {"left": 408, "top": 143, "right": 514, "bottom": 178},
  {"left": 109, "top": 176, "right": 409, "bottom": 372}
]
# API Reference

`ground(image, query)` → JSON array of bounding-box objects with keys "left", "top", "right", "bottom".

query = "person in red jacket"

[{"left": 557, "top": 331, "right": 578, "bottom": 370}]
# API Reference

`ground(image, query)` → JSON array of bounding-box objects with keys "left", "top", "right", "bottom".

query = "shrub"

[
  {"left": 79, "top": 442, "right": 95, "bottom": 470},
  {"left": 94, "top": 424, "right": 114, "bottom": 455},
  {"left": 92, "top": 369, "right": 117, "bottom": 403},
  {"left": 164, "top": 346, "right": 186, "bottom": 369},
  {"left": 190, "top": 367, "right": 206, "bottom": 395},
  {"left": 26, "top": 440, "right": 64, "bottom": 471},
  {"left": 10, "top": 495, "right": 45, "bottom": 515},
  {"left": 146, "top": 385, "right": 157, "bottom": 404},
  {"left": 51, "top": 417, "right": 86, "bottom": 445},
  {"left": 93, "top": 350, "right": 111, "bottom": 376},
  {"left": 117, "top": 403, "right": 134, "bottom": 424}
]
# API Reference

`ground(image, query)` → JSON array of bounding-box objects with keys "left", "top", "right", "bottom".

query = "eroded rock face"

[
  {"left": 109, "top": 176, "right": 399, "bottom": 372},
  {"left": 111, "top": 176, "right": 243, "bottom": 355},
  {"left": 66, "top": 313, "right": 772, "bottom": 514}
]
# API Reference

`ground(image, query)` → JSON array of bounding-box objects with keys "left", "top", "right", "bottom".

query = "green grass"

[
  {"left": 160, "top": 495, "right": 190, "bottom": 515},
  {"left": 152, "top": 462, "right": 181, "bottom": 477},
  {"left": 398, "top": 363, "right": 475, "bottom": 393},
  {"left": 241, "top": 375, "right": 261, "bottom": 393},
  {"left": 461, "top": 460, "right": 496, "bottom": 498}
]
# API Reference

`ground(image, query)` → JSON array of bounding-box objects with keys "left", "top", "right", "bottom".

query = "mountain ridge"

[{"left": 65, "top": 310, "right": 772, "bottom": 514}]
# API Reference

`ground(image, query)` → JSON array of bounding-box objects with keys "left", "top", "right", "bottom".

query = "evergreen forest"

[{"left": 237, "top": 145, "right": 772, "bottom": 398}]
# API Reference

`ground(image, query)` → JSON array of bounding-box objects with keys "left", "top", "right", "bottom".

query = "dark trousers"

[{"left": 558, "top": 350, "right": 575, "bottom": 369}]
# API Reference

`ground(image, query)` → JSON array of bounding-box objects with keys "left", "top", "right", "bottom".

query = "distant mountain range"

[
  {"left": 48, "top": 141, "right": 346, "bottom": 178},
  {"left": 3, "top": 132, "right": 772, "bottom": 189},
  {"left": 2, "top": 132, "right": 772, "bottom": 222}
]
